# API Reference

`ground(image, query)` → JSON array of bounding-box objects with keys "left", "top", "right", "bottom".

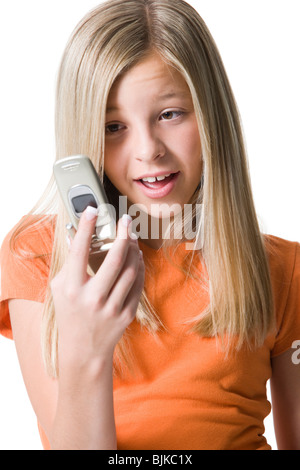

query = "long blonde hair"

[{"left": 12, "top": 0, "right": 274, "bottom": 377}]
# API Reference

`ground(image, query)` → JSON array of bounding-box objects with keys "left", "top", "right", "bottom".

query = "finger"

[
  {"left": 105, "top": 242, "right": 141, "bottom": 314},
  {"left": 66, "top": 206, "right": 98, "bottom": 285},
  {"left": 120, "top": 252, "right": 145, "bottom": 324},
  {"left": 91, "top": 214, "right": 133, "bottom": 296}
]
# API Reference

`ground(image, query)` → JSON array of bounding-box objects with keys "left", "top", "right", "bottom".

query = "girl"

[{"left": 0, "top": 0, "right": 300, "bottom": 450}]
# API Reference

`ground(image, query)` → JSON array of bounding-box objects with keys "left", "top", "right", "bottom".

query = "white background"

[{"left": 0, "top": 0, "right": 299, "bottom": 450}]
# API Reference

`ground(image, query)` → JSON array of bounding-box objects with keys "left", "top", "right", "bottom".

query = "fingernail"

[
  {"left": 66, "top": 235, "right": 71, "bottom": 249},
  {"left": 85, "top": 206, "right": 98, "bottom": 221},
  {"left": 122, "top": 214, "right": 132, "bottom": 227},
  {"left": 66, "top": 223, "right": 76, "bottom": 239},
  {"left": 130, "top": 232, "right": 138, "bottom": 242}
]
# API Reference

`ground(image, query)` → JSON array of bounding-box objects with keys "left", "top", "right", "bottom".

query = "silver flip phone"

[{"left": 53, "top": 155, "right": 116, "bottom": 271}]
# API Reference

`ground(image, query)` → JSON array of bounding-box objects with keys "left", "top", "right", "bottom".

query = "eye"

[
  {"left": 160, "top": 110, "right": 183, "bottom": 121},
  {"left": 105, "top": 123, "right": 124, "bottom": 134}
]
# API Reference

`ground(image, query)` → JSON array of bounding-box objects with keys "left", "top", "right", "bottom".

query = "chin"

[{"left": 131, "top": 200, "right": 183, "bottom": 218}]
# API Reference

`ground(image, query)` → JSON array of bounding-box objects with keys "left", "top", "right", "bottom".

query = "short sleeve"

[
  {"left": 0, "top": 216, "right": 54, "bottom": 339},
  {"left": 271, "top": 241, "right": 300, "bottom": 357}
]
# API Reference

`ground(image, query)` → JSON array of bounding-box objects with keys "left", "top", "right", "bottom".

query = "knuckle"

[
  {"left": 128, "top": 241, "right": 139, "bottom": 255},
  {"left": 95, "top": 291, "right": 106, "bottom": 308},
  {"left": 126, "top": 264, "right": 139, "bottom": 284},
  {"left": 83, "top": 287, "right": 106, "bottom": 313},
  {"left": 70, "top": 242, "right": 85, "bottom": 258},
  {"left": 50, "top": 270, "right": 64, "bottom": 292},
  {"left": 110, "top": 252, "right": 124, "bottom": 272},
  {"left": 121, "top": 308, "right": 136, "bottom": 326},
  {"left": 64, "top": 285, "right": 79, "bottom": 303},
  {"left": 104, "top": 302, "right": 119, "bottom": 318},
  {"left": 87, "top": 296, "right": 104, "bottom": 313}
]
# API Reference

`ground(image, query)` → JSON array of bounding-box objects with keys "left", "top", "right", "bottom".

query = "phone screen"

[{"left": 71, "top": 193, "right": 98, "bottom": 214}]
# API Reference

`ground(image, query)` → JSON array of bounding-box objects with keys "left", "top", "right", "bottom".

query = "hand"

[{"left": 50, "top": 207, "right": 145, "bottom": 371}]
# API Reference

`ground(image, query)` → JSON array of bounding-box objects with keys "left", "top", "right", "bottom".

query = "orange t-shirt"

[{"left": 1, "top": 216, "right": 300, "bottom": 450}]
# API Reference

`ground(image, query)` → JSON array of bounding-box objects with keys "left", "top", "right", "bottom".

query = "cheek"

[
  {"left": 104, "top": 145, "right": 122, "bottom": 179},
  {"left": 186, "top": 120, "right": 201, "bottom": 150},
  {"left": 174, "top": 122, "right": 202, "bottom": 164},
  {"left": 104, "top": 160, "right": 121, "bottom": 193},
  {"left": 104, "top": 149, "right": 131, "bottom": 198}
]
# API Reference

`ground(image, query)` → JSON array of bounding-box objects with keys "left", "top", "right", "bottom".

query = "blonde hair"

[{"left": 12, "top": 0, "right": 274, "bottom": 376}]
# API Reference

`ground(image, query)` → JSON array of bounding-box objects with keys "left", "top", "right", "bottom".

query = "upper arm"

[
  {"left": 271, "top": 347, "right": 300, "bottom": 450},
  {"left": 9, "top": 299, "right": 58, "bottom": 442}
]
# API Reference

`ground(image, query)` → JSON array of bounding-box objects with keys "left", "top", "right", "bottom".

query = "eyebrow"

[
  {"left": 106, "top": 106, "right": 119, "bottom": 114},
  {"left": 158, "top": 91, "right": 188, "bottom": 100},
  {"left": 106, "top": 91, "right": 190, "bottom": 114}
]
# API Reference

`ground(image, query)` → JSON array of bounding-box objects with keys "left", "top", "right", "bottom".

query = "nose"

[{"left": 133, "top": 124, "right": 166, "bottom": 162}]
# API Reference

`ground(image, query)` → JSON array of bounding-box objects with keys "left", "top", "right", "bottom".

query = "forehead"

[{"left": 107, "top": 52, "right": 191, "bottom": 107}]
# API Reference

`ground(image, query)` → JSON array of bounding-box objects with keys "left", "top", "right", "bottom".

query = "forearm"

[
  {"left": 50, "top": 356, "right": 117, "bottom": 450},
  {"left": 49, "top": 211, "right": 143, "bottom": 450}
]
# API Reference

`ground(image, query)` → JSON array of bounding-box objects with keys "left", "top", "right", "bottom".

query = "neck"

[{"left": 133, "top": 210, "right": 187, "bottom": 250}]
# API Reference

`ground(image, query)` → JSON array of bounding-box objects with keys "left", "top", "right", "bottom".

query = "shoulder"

[
  {"left": 264, "top": 233, "right": 299, "bottom": 309},
  {"left": 0, "top": 214, "right": 57, "bottom": 297},
  {"left": 0, "top": 213, "right": 56, "bottom": 284},
  {"left": 0, "top": 213, "right": 56, "bottom": 285},
  {"left": 264, "top": 233, "right": 299, "bottom": 285},
  {"left": 264, "top": 233, "right": 299, "bottom": 256},
  {"left": 264, "top": 234, "right": 300, "bottom": 356},
  {"left": 1, "top": 214, "right": 56, "bottom": 262},
  {"left": 0, "top": 214, "right": 56, "bottom": 340}
]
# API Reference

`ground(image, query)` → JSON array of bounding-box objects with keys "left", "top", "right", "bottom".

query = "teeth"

[
  {"left": 142, "top": 174, "right": 171, "bottom": 182},
  {"left": 142, "top": 176, "right": 156, "bottom": 183},
  {"left": 157, "top": 174, "right": 171, "bottom": 181}
]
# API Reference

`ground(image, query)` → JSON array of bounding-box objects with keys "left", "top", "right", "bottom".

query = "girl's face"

[{"left": 104, "top": 52, "right": 202, "bottom": 220}]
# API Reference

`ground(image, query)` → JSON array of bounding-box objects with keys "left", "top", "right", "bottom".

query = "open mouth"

[
  {"left": 134, "top": 172, "right": 180, "bottom": 199},
  {"left": 138, "top": 172, "right": 178, "bottom": 189}
]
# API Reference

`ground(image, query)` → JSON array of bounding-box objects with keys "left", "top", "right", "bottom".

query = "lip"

[
  {"left": 134, "top": 170, "right": 178, "bottom": 180},
  {"left": 134, "top": 171, "right": 180, "bottom": 199}
]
